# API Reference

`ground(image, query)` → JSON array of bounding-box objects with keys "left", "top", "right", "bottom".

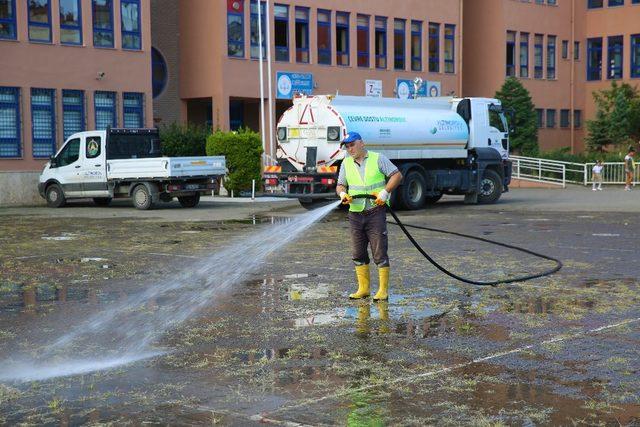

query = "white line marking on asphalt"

[
  {"left": 554, "top": 244, "right": 635, "bottom": 253},
  {"left": 592, "top": 233, "right": 620, "bottom": 237},
  {"left": 258, "top": 317, "right": 640, "bottom": 419}
]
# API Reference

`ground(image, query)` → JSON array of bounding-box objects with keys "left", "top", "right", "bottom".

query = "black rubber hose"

[{"left": 349, "top": 194, "right": 562, "bottom": 287}]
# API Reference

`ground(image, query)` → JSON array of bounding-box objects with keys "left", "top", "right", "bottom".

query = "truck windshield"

[{"left": 107, "top": 133, "right": 162, "bottom": 160}]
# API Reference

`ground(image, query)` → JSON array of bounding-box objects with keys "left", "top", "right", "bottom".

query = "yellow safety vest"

[{"left": 344, "top": 151, "right": 389, "bottom": 212}]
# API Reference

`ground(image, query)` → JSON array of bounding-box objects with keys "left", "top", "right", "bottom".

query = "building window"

[
  {"left": 394, "top": 19, "right": 405, "bottom": 70},
  {"left": 546, "top": 109, "right": 556, "bottom": 128},
  {"left": 31, "top": 88, "right": 56, "bottom": 158},
  {"left": 336, "top": 12, "right": 349, "bottom": 66},
  {"left": 0, "top": 87, "right": 20, "bottom": 158},
  {"left": 411, "top": 20, "right": 422, "bottom": 71},
  {"left": 59, "top": 0, "right": 82, "bottom": 44},
  {"left": 123, "top": 93, "right": 143, "bottom": 128},
  {"left": 506, "top": 31, "right": 516, "bottom": 77},
  {"left": 632, "top": 34, "right": 640, "bottom": 78},
  {"left": 574, "top": 110, "right": 581, "bottom": 128},
  {"left": 520, "top": 32, "right": 529, "bottom": 78},
  {"left": 94, "top": 91, "right": 116, "bottom": 130},
  {"left": 273, "top": 4, "right": 288, "bottom": 61},
  {"left": 574, "top": 41, "right": 580, "bottom": 60},
  {"left": 536, "top": 108, "right": 544, "bottom": 128},
  {"left": 535, "top": 0, "right": 543, "bottom": 3},
  {"left": 0, "top": 0, "right": 17, "bottom": 40},
  {"left": 444, "top": 24, "right": 455, "bottom": 73},
  {"left": 295, "top": 7, "right": 309, "bottom": 63},
  {"left": 93, "top": 0, "right": 113, "bottom": 48},
  {"left": 548, "top": 0, "right": 557, "bottom": 4},
  {"left": 547, "top": 35, "right": 556, "bottom": 79},
  {"left": 428, "top": 23, "right": 439, "bottom": 72},
  {"left": 357, "top": 14, "right": 369, "bottom": 68},
  {"left": 534, "top": 34, "right": 544, "bottom": 78},
  {"left": 587, "top": 37, "right": 603, "bottom": 80},
  {"left": 250, "top": 0, "right": 265, "bottom": 59},
  {"left": 62, "top": 90, "right": 85, "bottom": 140},
  {"left": 121, "top": 0, "right": 140, "bottom": 49},
  {"left": 607, "top": 35, "right": 623, "bottom": 79},
  {"left": 609, "top": 0, "right": 624, "bottom": 5},
  {"left": 588, "top": 0, "right": 603, "bottom": 7},
  {"left": 317, "top": 9, "right": 331, "bottom": 65},
  {"left": 560, "top": 109, "right": 570, "bottom": 128},
  {"left": 375, "top": 16, "right": 387, "bottom": 69},
  {"left": 562, "top": 40, "right": 568, "bottom": 59},
  {"left": 152, "top": 47, "right": 168, "bottom": 98},
  {"left": 29, "top": 0, "right": 52, "bottom": 42},
  {"left": 227, "top": 0, "right": 244, "bottom": 58}
]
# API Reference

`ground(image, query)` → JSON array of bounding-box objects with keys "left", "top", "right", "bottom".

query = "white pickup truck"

[{"left": 38, "top": 128, "right": 226, "bottom": 210}]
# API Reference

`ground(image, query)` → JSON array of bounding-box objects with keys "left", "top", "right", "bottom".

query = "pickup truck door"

[
  {"left": 79, "top": 134, "right": 110, "bottom": 197},
  {"left": 53, "top": 138, "right": 85, "bottom": 197}
]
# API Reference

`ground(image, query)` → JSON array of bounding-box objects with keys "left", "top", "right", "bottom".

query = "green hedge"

[
  {"left": 160, "top": 123, "right": 209, "bottom": 157},
  {"left": 538, "top": 147, "right": 629, "bottom": 163},
  {"left": 206, "top": 128, "right": 263, "bottom": 193}
]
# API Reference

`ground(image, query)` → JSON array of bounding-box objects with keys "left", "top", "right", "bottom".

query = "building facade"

[
  {"left": 152, "top": 0, "right": 464, "bottom": 157},
  {"left": 0, "top": 0, "right": 152, "bottom": 173},
  {"left": 463, "top": 0, "right": 640, "bottom": 153}
]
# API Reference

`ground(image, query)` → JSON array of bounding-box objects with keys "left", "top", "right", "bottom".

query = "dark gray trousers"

[{"left": 348, "top": 206, "right": 389, "bottom": 267}]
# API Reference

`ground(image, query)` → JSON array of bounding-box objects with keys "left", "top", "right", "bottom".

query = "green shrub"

[
  {"left": 160, "top": 123, "right": 210, "bottom": 157},
  {"left": 539, "top": 147, "right": 628, "bottom": 163},
  {"left": 206, "top": 128, "right": 263, "bottom": 193}
]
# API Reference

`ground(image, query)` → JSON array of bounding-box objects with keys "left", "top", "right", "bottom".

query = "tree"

[
  {"left": 494, "top": 77, "right": 538, "bottom": 156},
  {"left": 585, "top": 81, "right": 640, "bottom": 151}
]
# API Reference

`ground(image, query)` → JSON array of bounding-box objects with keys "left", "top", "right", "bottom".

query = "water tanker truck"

[{"left": 263, "top": 94, "right": 513, "bottom": 209}]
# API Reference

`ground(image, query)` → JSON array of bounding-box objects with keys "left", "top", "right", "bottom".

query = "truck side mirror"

[
  {"left": 49, "top": 155, "right": 58, "bottom": 168},
  {"left": 506, "top": 108, "right": 516, "bottom": 134}
]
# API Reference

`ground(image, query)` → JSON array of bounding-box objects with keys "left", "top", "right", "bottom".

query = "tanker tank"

[{"left": 331, "top": 96, "right": 469, "bottom": 150}]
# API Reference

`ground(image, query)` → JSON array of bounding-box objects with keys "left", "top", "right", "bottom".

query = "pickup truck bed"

[{"left": 107, "top": 156, "right": 226, "bottom": 180}]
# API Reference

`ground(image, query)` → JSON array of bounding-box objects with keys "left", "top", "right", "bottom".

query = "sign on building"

[
  {"left": 365, "top": 80, "right": 382, "bottom": 97},
  {"left": 396, "top": 79, "right": 442, "bottom": 99},
  {"left": 276, "top": 72, "right": 314, "bottom": 99}
]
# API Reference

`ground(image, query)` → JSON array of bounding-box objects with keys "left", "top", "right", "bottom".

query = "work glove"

[
  {"left": 339, "top": 192, "right": 353, "bottom": 205},
  {"left": 373, "top": 189, "right": 389, "bottom": 206}
]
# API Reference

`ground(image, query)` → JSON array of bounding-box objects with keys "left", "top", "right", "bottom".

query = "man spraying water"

[{"left": 336, "top": 132, "right": 403, "bottom": 301}]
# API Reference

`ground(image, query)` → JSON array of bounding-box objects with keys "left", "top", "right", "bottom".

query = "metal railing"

[
  {"left": 511, "top": 155, "right": 640, "bottom": 187},
  {"left": 510, "top": 156, "right": 567, "bottom": 188},
  {"left": 584, "top": 162, "right": 640, "bottom": 185}
]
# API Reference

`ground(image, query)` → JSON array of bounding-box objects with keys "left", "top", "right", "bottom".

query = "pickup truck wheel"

[
  {"left": 398, "top": 171, "right": 426, "bottom": 210},
  {"left": 178, "top": 193, "right": 200, "bottom": 208},
  {"left": 478, "top": 169, "right": 503, "bottom": 204},
  {"left": 46, "top": 184, "right": 66, "bottom": 208},
  {"left": 93, "top": 197, "right": 112, "bottom": 207},
  {"left": 132, "top": 185, "right": 153, "bottom": 210}
]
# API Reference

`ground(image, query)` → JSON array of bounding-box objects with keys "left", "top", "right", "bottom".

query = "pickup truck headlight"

[
  {"left": 277, "top": 127, "right": 287, "bottom": 141},
  {"left": 327, "top": 127, "right": 341, "bottom": 142}
]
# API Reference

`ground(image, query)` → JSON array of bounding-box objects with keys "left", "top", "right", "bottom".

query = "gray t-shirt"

[{"left": 337, "top": 151, "right": 399, "bottom": 210}]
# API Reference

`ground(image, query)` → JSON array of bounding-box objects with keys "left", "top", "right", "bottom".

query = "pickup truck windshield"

[{"left": 107, "top": 133, "right": 162, "bottom": 160}]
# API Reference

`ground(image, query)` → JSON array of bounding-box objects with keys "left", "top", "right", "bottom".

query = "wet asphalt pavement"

[{"left": 0, "top": 187, "right": 639, "bottom": 426}]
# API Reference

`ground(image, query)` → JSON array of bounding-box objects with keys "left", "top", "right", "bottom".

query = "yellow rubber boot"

[
  {"left": 373, "top": 266, "right": 389, "bottom": 301},
  {"left": 349, "top": 265, "right": 370, "bottom": 299}
]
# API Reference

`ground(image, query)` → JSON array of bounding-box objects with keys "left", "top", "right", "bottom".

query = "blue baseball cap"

[{"left": 340, "top": 131, "right": 362, "bottom": 146}]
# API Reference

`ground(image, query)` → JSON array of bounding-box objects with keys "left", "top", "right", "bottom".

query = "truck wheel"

[
  {"left": 45, "top": 184, "right": 66, "bottom": 208},
  {"left": 478, "top": 169, "right": 503, "bottom": 204},
  {"left": 425, "top": 193, "right": 443, "bottom": 205},
  {"left": 398, "top": 171, "right": 426, "bottom": 210},
  {"left": 93, "top": 197, "right": 112, "bottom": 207},
  {"left": 178, "top": 193, "right": 200, "bottom": 208},
  {"left": 132, "top": 184, "right": 153, "bottom": 210}
]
